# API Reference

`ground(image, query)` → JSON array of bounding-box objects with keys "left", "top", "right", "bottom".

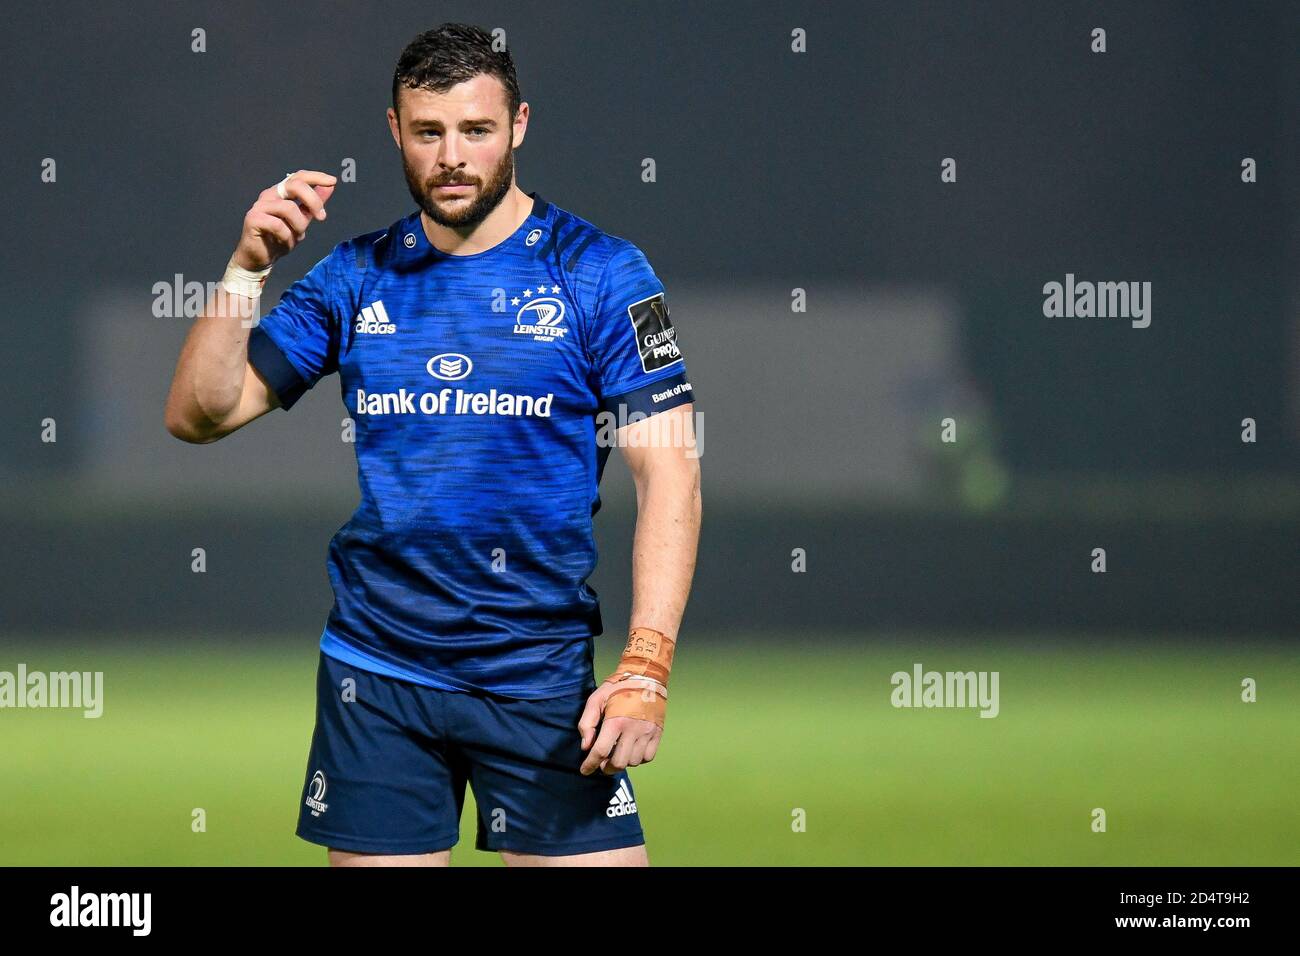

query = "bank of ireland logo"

[
  {"left": 305, "top": 770, "right": 329, "bottom": 817},
  {"left": 512, "top": 284, "right": 568, "bottom": 343},
  {"left": 427, "top": 352, "right": 473, "bottom": 381}
]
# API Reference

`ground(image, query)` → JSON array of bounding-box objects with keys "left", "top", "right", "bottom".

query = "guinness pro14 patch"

[{"left": 627, "top": 292, "right": 683, "bottom": 373}]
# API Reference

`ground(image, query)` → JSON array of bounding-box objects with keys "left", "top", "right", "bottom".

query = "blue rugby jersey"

[{"left": 246, "top": 192, "right": 695, "bottom": 699}]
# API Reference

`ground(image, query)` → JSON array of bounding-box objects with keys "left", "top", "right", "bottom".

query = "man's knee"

[
  {"left": 499, "top": 844, "right": 649, "bottom": 867},
  {"left": 328, "top": 848, "right": 452, "bottom": 867}
]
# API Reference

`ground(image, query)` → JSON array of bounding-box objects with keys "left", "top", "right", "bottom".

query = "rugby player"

[{"left": 163, "top": 23, "right": 701, "bottom": 867}]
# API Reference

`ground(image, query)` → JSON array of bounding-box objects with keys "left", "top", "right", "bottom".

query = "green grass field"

[{"left": 2, "top": 635, "right": 1296, "bottom": 865}]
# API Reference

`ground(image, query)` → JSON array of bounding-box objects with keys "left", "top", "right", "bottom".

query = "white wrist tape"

[
  {"left": 220, "top": 258, "right": 273, "bottom": 298},
  {"left": 610, "top": 673, "right": 669, "bottom": 700}
]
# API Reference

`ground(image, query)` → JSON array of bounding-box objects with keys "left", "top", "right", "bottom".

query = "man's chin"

[
  {"left": 430, "top": 192, "right": 475, "bottom": 214},
  {"left": 432, "top": 185, "right": 477, "bottom": 201},
  {"left": 428, "top": 209, "right": 482, "bottom": 228}
]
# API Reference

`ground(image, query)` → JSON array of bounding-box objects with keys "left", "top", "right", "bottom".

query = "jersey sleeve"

[
  {"left": 587, "top": 239, "right": 696, "bottom": 417},
  {"left": 246, "top": 250, "right": 340, "bottom": 411}
]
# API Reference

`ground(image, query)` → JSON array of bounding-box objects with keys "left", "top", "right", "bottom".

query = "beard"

[{"left": 402, "top": 139, "right": 516, "bottom": 229}]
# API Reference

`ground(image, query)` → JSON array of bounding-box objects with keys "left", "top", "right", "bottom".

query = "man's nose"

[{"left": 438, "top": 138, "right": 465, "bottom": 170}]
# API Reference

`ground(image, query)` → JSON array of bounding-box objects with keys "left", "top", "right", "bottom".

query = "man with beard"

[{"left": 163, "top": 22, "right": 701, "bottom": 867}]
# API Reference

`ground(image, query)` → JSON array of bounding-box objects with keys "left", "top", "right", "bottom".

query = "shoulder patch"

[{"left": 627, "top": 292, "right": 681, "bottom": 372}]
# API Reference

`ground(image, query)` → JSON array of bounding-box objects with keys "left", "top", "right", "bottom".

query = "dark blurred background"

[
  {"left": 2, "top": 0, "right": 1296, "bottom": 640},
  {"left": 2, "top": 0, "right": 1298, "bottom": 869}
]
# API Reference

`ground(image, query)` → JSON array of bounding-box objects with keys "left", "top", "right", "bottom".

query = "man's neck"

[{"left": 420, "top": 185, "right": 533, "bottom": 256}]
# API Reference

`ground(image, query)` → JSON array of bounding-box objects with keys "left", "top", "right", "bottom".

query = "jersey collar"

[{"left": 403, "top": 189, "right": 553, "bottom": 260}]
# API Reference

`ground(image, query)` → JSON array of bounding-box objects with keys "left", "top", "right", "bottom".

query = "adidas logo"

[
  {"left": 354, "top": 300, "right": 397, "bottom": 334},
  {"left": 605, "top": 779, "right": 638, "bottom": 818}
]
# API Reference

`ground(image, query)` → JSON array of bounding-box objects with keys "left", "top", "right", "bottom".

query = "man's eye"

[{"left": 470, "top": 128, "right": 488, "bottom": 136}]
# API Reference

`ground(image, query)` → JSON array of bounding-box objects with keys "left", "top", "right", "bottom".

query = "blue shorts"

[{"left": 296, "top": 650, "right": 646, "bottom": 857}]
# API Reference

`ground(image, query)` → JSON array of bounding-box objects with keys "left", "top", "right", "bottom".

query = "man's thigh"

[
  {"left": 448, "top": 689, "right": 648, "bottom": 858},
  {"left": 296, "top": 653, "right": 467, "bottom": 857},
  {"left": 500, "top": 844, "right": 649, "bottom": 867},
  {"left": 329, "top": 849, "right": 452, "bottom": 867}
]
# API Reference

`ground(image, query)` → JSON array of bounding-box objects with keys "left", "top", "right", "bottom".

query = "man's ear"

[
  {"left": 511, "top": 101, "right": 529, "bottom": 149},
  {"left": 386, "top": 108, "right": 402, "bottom": 149}
]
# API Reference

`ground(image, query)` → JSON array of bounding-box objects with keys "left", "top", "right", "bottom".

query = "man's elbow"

[{"left": 164, "top": 403, "right": 221, "bottom": 444}]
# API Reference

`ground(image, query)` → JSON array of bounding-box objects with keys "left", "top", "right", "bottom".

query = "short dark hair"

[{"left": 392, "top": 23, "right": 521, "bottom": 123}]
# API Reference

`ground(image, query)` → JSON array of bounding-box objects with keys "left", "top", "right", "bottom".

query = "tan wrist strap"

[{"left": 600, "top": 626, "right": 676, "bottom": 728}]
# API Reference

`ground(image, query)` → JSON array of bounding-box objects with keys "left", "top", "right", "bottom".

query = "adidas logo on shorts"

[{"left": 606, "top": 779, "right": 638, "bottom": 817}]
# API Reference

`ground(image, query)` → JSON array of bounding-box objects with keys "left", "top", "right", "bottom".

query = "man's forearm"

[
  {"left": 627, "top": 458, "right": 702, "bottom": 642},
  {"left": 165, "top": 288, "right": 259, "bottom": 438}
]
